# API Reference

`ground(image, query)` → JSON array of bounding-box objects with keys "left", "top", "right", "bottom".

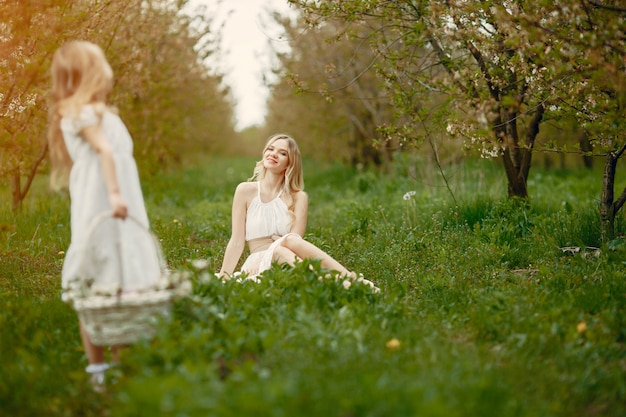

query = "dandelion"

[
  {"left": 403, "top": 190, "right": 416, "bottom": 200},
  {"left": 173, "top": 218, "right": 180, "bottom": 224},
  {"left": 58, "top": 250, "right": 65, "bottom": 256},
  {"left": 386, "top": 338, "right": 401, "bottom": 350},
  {"left": 403, "top": 191, "right": 417, "bottom": 228},
  {"left": 175, "top": 280, "right": 193, "bottom": 297},
  {"left": 576, "top": 321, "right": 587, "bottom": 333},
  {"left": 191, "top": 259, "right": 209, "bottom": 270},
  {"left": 198, "top": 271, "right": 212, "bottom": 283}
]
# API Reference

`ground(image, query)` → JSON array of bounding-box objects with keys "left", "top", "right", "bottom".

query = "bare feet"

[{"left": 340, "top": 272, "right": 380, "bottom": 293}]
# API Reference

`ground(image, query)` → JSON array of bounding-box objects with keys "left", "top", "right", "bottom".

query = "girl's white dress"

[{"left": 60, "top": 104, "right": 161, "bottom": 301}]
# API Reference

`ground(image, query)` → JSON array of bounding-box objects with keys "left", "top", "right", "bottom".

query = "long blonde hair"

[
  {"left": 250, "top": 133, "right": 304, "bottom": 195},
  {"left": 47, "top": 40, "right": 113, "bottom": 189}
]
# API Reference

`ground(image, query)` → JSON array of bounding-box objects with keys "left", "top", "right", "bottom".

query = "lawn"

[{"left": 1, "top": 155, "right": 625, "bottom": 416}]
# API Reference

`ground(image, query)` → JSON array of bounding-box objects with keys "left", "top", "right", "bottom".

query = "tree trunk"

[
  {"left": 348, "top": 112, "right": 383, "bottom": 168},
  {"left": 579, "top": 130, "right": 593, "bottom": 169},
  {"left": 498, "top": 104, "right": 543, "bottom": 199},
  {"left": 10, "top": 143, "right": 48, "bottom": 212},
  {"left": 11, "top": 169, "right": 22, "bottom": 212},
  {"left": 600, "top": 152, "right": 617, "bottom": 242},
  {"left": 600, "top": 145, "right": 626, "bottom": 243},
  {"left": 501, "top": 149, "right": 528, "bottom": 198}
]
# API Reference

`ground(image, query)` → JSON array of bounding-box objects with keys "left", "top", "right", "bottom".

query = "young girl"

[
  {"left": 48, "top": 41, "right": 161, "bottom": 388},
  {"left": 218, "top": 134, "right": 378, "bottom": 291}
]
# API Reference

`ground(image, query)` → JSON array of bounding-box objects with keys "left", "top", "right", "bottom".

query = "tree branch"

[
  {"left": 587, "top": 0, "right": 626, "bottom": 13},
  {"left": 20, "top": 143, "right": 49, "bottom": 202}
]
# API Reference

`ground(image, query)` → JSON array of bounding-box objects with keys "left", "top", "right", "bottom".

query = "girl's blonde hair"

[
  {"left": 47, "top": 40, "right": 113, "bottom": 189},
  {"left": 250, "top": 133, "right": 304, "bottom": 195}
]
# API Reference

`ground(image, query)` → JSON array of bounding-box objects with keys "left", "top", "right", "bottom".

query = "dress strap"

[{"left": 258, "top": 181, "right": 283, "bottom": 202}]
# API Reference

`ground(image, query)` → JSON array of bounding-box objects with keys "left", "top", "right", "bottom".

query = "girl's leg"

[
  {"left": 281, "top": 234, "right": 353, "bottom": 277},
  {"left": 79, "top": 320, "right": 105, "bottom": 364},
  {"left": 110, "top": 346, "right": 121, "bottom": 364},
  {"left": 80, "top": 320, "right": 110, "bottom": 390}
]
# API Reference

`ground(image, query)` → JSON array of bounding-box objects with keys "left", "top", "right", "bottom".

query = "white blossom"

[
  {"left": 403, "top": 191, "right": 416, "bottom": 200},
  {"left": 191, "top": 258, "right": 209, "bottom": 270}
]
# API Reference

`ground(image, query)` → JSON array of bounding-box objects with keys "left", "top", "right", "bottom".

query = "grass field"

[{"left": 1, "top": 155, "right": 625, "bottom": 416}]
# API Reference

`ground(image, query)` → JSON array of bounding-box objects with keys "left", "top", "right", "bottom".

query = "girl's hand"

[
  {"left": 80, "top": 123, "right": 128, "bottom": 220},
  {"left": 109, "top": 192, "right": 128, "bottom": 219}
]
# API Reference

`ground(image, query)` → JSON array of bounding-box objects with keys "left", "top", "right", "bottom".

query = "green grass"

[{"left": 1, "top": 156, "right": 625, "bottom": 416}]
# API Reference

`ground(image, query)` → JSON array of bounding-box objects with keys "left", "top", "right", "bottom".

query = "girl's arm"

[
  {"left": 219, "top": 183, "right": 249, "bottom": 277},
  {"left": 291, "top": 191, "right": 308, "bottom": 236},
  {"left": 81, "top": 124, "right": 128, "bottom": 219}
]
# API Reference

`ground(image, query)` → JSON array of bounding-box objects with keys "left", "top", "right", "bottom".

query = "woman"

[{"left": 218, "top": 134, "right": 377, "bottom": 291}]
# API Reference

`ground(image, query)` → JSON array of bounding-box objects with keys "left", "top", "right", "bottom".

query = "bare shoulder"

[
  {"left": 234, "top": 181, "right": 257, "bottom": 201},
  {"left": 294, "top": 190, "right": 308, "bottom": 205}
]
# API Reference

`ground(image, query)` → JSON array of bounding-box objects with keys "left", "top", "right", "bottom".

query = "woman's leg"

[
  {"left": 281, "top": 234, "right": 353, "bottom": 277},
  {"left": 276, "top": 235, "right": 379, "bottom": 292},
  {"left": 272, "top": 245, "right": 300, "bottom": 266}
]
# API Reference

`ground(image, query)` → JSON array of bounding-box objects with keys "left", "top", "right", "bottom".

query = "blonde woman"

[
  {"left": 48, "top": 41, "right": 160, "bottom": 388},
  {"left": 218, "top": 134, "right": 377, "bottom": 291}
]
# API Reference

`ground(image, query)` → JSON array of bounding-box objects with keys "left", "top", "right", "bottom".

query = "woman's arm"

[
  {"left": 219, "top": 183, "right": 250, "bottom": 277},
  {"left": 291, "top": 191, "right": 308, "bottom": 236},
  {"left": 81, "top": 124, "right": 127, "bottom": 219}
]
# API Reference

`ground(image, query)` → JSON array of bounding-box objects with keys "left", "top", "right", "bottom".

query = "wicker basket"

[{"left": 71, "top": 211, "right": 173, "bottom": 346}]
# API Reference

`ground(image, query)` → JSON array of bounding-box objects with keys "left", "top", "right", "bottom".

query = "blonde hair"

[
  {"left": 250, "top": 134, "right": 304, "bottom": 195},
  {"left": 47, "top": 40, "right": 113, "bottom": 189}
]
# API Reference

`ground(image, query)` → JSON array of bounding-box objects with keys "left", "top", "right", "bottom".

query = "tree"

[
  {"left": 265, "top": 13, "right": 396, "bottom": 168},
  {"left": 291, "top": 0, "right": 554, "bottom": 198},
  {"left": 291, "top": 1, "right": 626, "bottom": 243},
  {"left": 0, "top": 1, "right": 86, "bottom": 210},
  {"left": 0, "top": 0, "right": 235, "bottom": 210},
  {"left": 101, "top": 0, "right": 235, "bottom": 169},
  {"left": 516, "top": 0, "right": 626, "bottom": 240}
]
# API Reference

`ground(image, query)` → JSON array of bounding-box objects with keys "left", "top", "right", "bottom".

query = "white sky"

[{"left": 186, "top": 0, "right": 297, "bottom": 131}]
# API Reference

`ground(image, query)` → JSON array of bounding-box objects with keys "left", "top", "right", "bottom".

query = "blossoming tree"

[
  {"left": 290, "top": 0, "right": 625, "bottom": 239},
  {"left": 1, "top": 0, "right": 234, "bottom": 211}
]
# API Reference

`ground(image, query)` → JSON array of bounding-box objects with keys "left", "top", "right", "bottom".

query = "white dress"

[
  {"left": 60, "top": 104, "right": 161, "bottom": 301},
  {"left": 240, "top": 183, "right": 298, "bottom": 277}
]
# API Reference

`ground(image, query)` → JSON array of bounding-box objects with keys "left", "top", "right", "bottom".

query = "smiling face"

[
  {"left": 263, "top": 138, "right": 290, "bottom": 174},
  {"left": 251, "top": 134, "right": 304, "bottom": 193}
]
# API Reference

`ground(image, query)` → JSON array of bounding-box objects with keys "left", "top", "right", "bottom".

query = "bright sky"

[{"left": 186, "top": 0, "right": 297, "bottom": 131}]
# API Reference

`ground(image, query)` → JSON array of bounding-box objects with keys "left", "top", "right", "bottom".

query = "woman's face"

[{"left": 263, "top": 138, "right": 290, "bottom": 173}]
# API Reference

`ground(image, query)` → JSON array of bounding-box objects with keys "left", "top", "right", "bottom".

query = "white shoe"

[{"left": 86, "top": 363, "right": 110, "bottom": 393}]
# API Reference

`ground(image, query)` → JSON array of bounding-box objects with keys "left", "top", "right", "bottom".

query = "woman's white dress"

[
  {"left": 60, "top": 105, "right": 161, "bottom": 301},
  {"left": 240, "top": 183, "right": 298, "bottom": 277}
]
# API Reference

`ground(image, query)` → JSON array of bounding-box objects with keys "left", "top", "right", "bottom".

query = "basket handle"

[
  {"left": 76, "top": 211, "right": 167, "bottom": 297},
  {"left": 84, "top": 210, "right": 147, "bottom": 236}
]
